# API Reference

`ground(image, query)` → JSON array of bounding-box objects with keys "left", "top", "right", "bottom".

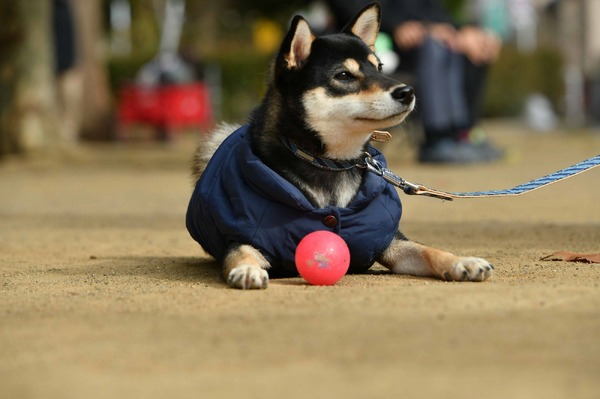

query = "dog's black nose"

[{"left": 391, "top": 85, "right": 414, "bottom": 105}]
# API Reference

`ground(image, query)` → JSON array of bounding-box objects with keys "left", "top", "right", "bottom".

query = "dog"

[{"left": 186, "top": 2, "right": 493, "bottom": 289}]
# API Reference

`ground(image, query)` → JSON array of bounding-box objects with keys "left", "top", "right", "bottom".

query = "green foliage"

[
  {"left": 484, "top": 46, "right": 564, "bottom": 117},
  {"left": 441, "top": 0, "right": 467, "bottom": 23},
  {"left": 207, "top": 50, "right": 271, "bottom": 122},
  {"left": 128, "top": 0, "right": 160, "bottom": 57},
  {"left": 231, "top": 0, "right": 306, "bottom": 19}
]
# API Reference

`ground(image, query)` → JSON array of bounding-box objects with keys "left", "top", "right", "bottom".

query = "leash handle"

[{"left": 364, "top": 154, "right": 600, "bottom": 201}]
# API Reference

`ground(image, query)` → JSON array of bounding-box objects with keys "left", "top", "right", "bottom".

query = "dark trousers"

[{"left": 398, "top": 37, "right": 488, "bottom": 147}]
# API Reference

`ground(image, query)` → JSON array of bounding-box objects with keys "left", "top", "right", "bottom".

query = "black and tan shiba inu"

[{"left": 186, "top": 2, "right": 493, "bottom": 289}]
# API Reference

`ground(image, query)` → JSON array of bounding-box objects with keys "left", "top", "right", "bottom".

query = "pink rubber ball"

[{"left": 295, "top": 231, "right": 350, "bottom": 285}]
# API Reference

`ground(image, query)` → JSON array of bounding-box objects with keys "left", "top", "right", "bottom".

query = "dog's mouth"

[{"left": 354, "top": 110, "right": 410, "bottom": 123}]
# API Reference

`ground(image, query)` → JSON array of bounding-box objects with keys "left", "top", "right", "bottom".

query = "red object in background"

[{"left": 117, "top": 82, "right": 214, "bottom": 139}]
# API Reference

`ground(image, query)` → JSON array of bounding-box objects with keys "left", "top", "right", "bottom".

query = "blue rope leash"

[
  {"left": 279, "top": 135, "right": 599, "bottom": 201},
  {"left": 363, "top": 154, "right": 600, "bottom": 201}
]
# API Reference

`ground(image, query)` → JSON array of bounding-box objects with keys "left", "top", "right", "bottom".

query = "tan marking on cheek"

[
  {"left": 302, "top": 87, "right": 330, "bottom": 114},
  {"left": 361, "top": 83, "right": 386, "bottom": 96},
  {"left": 368, "top": 54, "right": 379, "bottom": 69}
]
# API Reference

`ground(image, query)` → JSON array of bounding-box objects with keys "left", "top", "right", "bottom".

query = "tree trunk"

[
  {"left": 0, "top": 0, "right": 112, "bottom": 157},
  {"left": 0, "top": 0, "right": 60, "bottom": 156},
  {"left": 71, "top": 0, "right": 113, "bottom": 140}
]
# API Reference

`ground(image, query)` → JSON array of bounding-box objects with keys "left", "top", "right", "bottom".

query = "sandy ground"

[{"left": 1, "top": 120, "right": 599, "bottom": 399}]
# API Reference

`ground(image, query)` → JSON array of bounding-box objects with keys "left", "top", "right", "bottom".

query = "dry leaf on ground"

[{"left": 540, "top": 251, "right": 600, "bottom": 264}]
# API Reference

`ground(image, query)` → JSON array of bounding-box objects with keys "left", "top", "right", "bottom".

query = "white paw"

[
  {"left": 227, "top": 264, "right": 269, "bottom": 290},
  {"left": 444, "top": 257, "right": 494, "bottom": 282}
]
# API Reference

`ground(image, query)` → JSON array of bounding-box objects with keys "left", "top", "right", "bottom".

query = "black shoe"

[{"left": 419, "top": 139, "right": 503, "bottom": 164}]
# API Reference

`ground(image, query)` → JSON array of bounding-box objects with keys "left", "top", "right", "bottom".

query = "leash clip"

[
  {"left": 359, "top": 152, "right": 454, "bottom": 201},
  {"left": 359, "top": 152, "right": 382, "bottom": 174}
]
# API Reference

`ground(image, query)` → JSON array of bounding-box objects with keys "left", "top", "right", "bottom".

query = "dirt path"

[{"left": 1, "top": 121, "right": 599, "bottom": 399}]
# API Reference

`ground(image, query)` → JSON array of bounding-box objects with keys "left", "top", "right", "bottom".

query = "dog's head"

[{"left": 273, "top": 2, "right": 415, "bottom": 159}]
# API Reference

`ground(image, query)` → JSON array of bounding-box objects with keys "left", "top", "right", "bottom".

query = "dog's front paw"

[
  {"left": 227, "top": 265, "right": 269, "bottom": 290},
  {"left": 443, "top": 257, "right": 493, "bottom": 282}
]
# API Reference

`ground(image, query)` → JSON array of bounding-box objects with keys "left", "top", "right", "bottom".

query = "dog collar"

[
  {"left": 279, "top": 136, "right": 360, "bottom": 171},
  {"left": 279, "top": 135, "right": 452, "bottom": 199}
]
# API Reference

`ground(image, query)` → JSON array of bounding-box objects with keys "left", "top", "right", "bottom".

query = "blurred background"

[{"left": 1, "top": 0, "right": 599, "bottom": 156}]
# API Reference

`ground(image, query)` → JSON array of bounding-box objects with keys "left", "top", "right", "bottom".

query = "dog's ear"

[
  {"left": 342, "top": 2, "right": 381, "bottom": 50},
  {"left": 279, "top": 15, "right": 315, "bottom": 70}
]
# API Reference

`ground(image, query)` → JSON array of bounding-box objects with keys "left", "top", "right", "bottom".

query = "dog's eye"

[{"left": 334, "top": 71, "right": 355, "bottom": 81}]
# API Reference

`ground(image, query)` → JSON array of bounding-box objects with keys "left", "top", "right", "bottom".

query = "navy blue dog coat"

[{"left": 186, "top": 125, "right": 402, "bottom": 277}]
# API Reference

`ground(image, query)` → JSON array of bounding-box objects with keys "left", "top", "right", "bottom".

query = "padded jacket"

[{"left": 186, "top": 125, "right": 402, "bottom": 276}]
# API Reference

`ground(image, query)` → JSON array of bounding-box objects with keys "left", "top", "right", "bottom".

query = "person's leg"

[
  {"left": 458, "top": 57, "right": 503, "bottom": 160},
  {"left": 417, "top": 37, "right": 468, "bottom": 145},
  {"left": 416, "top": 40, "right": 502, "bottom": 163},
  {"left": 462, "top": 58, "right": 489, "bottom": 133}
]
